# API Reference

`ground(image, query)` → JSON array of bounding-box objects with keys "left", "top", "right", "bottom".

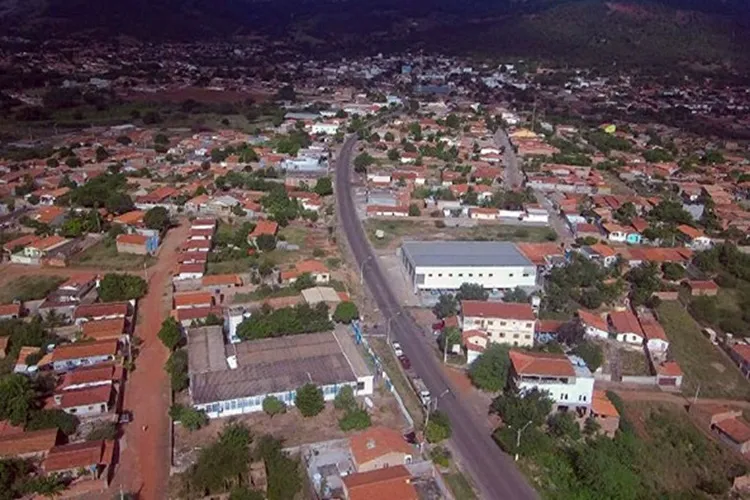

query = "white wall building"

[
  {"left": 510, "top": 350, "right": 595, "bottom": 415},
  {"left": 460, "top": 300, "right": 536, "bottom": 348},
  {"left": 400, "top": 241, "right": 537, "bottom": 293}
]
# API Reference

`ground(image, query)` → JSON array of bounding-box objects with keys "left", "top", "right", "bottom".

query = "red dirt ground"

[{"left": 112, "top": 220, "right": 189, "bottom": 499}]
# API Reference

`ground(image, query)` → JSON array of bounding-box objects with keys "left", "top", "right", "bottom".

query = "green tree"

[
  {"left": 169, "top": 404, "right": 208, "bottom": 431},
  {"left": 313, "top": 177, "right": 333, "bottom": 196},
  {"left": 572, "top": 341, "right": 604, "bottom": 372},
  {"left": 353, "top": 152, "right": 374, "bottom": 173},
  {"left": 295, "top": 383, "right": 324, "bottom": 417},
  {"left": 425, "top": 411, "right": 452, "bottom": 443},
  {"left": 457, "top": 283, "right": 489, "bottom": 301},
  {"left": 333, "top": 301, "right": 359, "bottom": 324},
  {"left": 468, "top": 344, "right": 510, "bottom": 391},
  {"left": 433, "top": 294, "right": 458, "bottom": 319},
  {"left": 26, "top": 409, "right": 79, "bottom": 436},
  {"left": 98, "top": 273, "right": 147, "bottom": 301},
  {"left": 438, "top": 326, "right": 461, "bottom": 354},
  {"left": 188, "top": 422, "right": 252, "bottom": 495},
  {"left": 0, "top": 374, "right": 36, "bottom": 425},
  {"left": 144, "top": 206, "right": 170, "bottom": 231},
  {"left": 387, "top": 149, "right": 400, "bottom": 161},
  {"left": 262, "top": 396, "right": 287, "bottom": 417},
  {"left": 503, "top": 287, "right": 529, "bottom": 303},
  {"left": 491, "top": 388, "right": 553, "bottom": 429},
  {"left": 166, "top": 350, "right": 189, "bottom": 392},
  {"left": 229, "top": 487, "right": 265, "bottom": 500},
  {"left": 408, "top": 203, "right": 421, "bottom": 216},
  {"left": 661, "top": 262, "right": 685, "bottom": 281},
  {"left": 256, "top": 434, "right": 302, "bottom": 500},
  {"left": 158, "top": 317, "right": 182, "bottom": 351},
  {"left": 333, "top": 386, "right": 357, "bottom": 412},
  {"left": 548, "top": 411, "right": 581, "bottom": 439},
  {"left": 339, "top": 408, "right": 372, "bottom": 431},
  {"left": 255, "top": 233, "right": 277, "bottom": 252}
]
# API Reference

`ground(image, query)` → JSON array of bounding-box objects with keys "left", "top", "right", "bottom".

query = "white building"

[
  {"left": 460, "top": 300, "right": 536, "bottom": 347},
  {"left": 400, "top": 241, "right": 537, "bottom": 293},
  {"left": 188, "top": 329, "right": 373, "bottom": 418},
  {"left": 311, "top": 122, "right": 340, "bottom": 135},
  {"left": 608, "top": 310, "right": 645, "bottom": 345},
  {"left": 577, "top": 309, "right": 609, "bottom": 341},
  {"left": 509, "top": 350, "right": 595, "bottom": 416}
]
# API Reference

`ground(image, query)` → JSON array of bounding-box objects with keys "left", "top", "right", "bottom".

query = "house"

[
  {"left": 182, "top": 239, "right": 211, "bottom": 253},
  {"left": 59, "top": 363, "right": 124, "bottom": 391},
  {"left": 74, "top": 302, "right": 129, "bottom": 324},
  {"left": 30, "top": 206, "right": 67, "bottom": 226},
  {"left": 0, "top": 303, "right": 22, "bottom": 320},
  {"left": 509, "top": 350, "right": 595, "bottom": 416},
  {"left": 342, "top": 466, "right": 418, "bottom": 500},
  {"left": 112, "top": 210, "right": 145, "bottom": 228},
  {"left": 461, "top": 329, "right": 488, "bottom": 364},
  {"left": 366, "top": 205, "right": 409, "bottom": 217},
  {"left": 602, "top": 223, "right": 628, "bottom": 243},
  {"left": 42, "top": 439, "right": 114, "bottom": 479},
  {"left": 202, "top": 274, "right": 243, "bottom": 289},
  {"left": 684, "top": 280, "right": 719, "bottom": 297},
  {"left": 188, "top": 228, "right": 215, "bottom": 241},
  {"left": 349, "top": 426, "right": 414, "bottom": 473},
  {"left": 50, "top": 340, "right": 119, "bottom": 372},
  {"left": 590, "top": 390, "right": 620, "bottom": 438},
  {"left": 577, "top": 309, "right": 609, "bottom": 341},
  {"left": 281, "top": 260, "right": 330, "bottom": 284},
  {"left": 608, "top": 310, "right": 645, "bottom": 345},
  {"left": 116, "top": 233, "right": 158, "bottom": 255},
  {"left": 191, "top": 218, "right": 216, "bottom": 231},
  {"left": 730, "top": 344, "right": 750, "bottom": 379},
  {"left": 51, "top": 384, "right": 113, "bottom": 417},
  {"left": 34, "top": 187, "right": 70, "bottom": 206},
  {"left": 469, "top": 207, "right": 498, "bottom": 220},
  {"left": 460, "top": 300, "right": 536, "bottom": 347},
  {"left": 0, "top": 428, "right": 61, "bottom": 459},
  {"left": 174, "top": 291, "right": 214, "bottom": 310},
  {"left": 654, "top": 360, "right": 683, "bottom": 389},
  {"left": 11, "top": 235, "right": 69, "bottom": 264},
  {"left": 700, "top": 407, "right": 750, "bottom": 455},
  {"left": 176, "top": 263, "right": 206, "bottom": 281},
  {"left": 80, "top": 318, "right": 127, "bottom": 342},
  {"left": 578, "top": 244, "right": 619, "bottom": 267},
  {"left": 248, "top": 220, "right": 279, "bottom": 246},
  {"left": 173, "top": 306, "right": 224, "bottom": 327},
  {"left": 638, "top": 315, "right": 669, "bottom": 355},
  {"left": 14, "top": 346, "right": 41, "bottom": 374},
  {"left": 676, "top": 225, "right": 712, "bottom": 250}
]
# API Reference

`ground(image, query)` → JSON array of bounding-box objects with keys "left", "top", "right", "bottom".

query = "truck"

[{"left": 410, "top": 377, "right": 431, "bottom": 408}]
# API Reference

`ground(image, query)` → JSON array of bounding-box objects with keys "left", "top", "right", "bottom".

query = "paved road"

[
  {"left": 495, "top": 128, "right": 573, "bottom": 242},
  {"left": 336, "top": 136, "right": 538, "bottom": 500}
]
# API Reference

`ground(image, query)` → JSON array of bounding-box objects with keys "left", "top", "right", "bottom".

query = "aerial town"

[{"left": 1, "top": 36, "right": 750, "bottom": 500}]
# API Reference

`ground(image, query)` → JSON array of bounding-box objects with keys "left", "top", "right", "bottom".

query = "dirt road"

[
  {"left": 613, "top": 388, "right": 750, "bottom": 410},
  {"left": 115, "top": 221, "right": 188, "bottom": 499}
]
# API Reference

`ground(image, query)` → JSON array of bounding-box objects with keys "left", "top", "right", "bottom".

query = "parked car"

[
  {"left": 392, "top": 341, "right": 403, "bottom": 357},
  {"left": 398, "top": 355, "right": 411, "bottom": 370},
  {"left": 432, "top": 320, "right": 445, "bottom": 331}
]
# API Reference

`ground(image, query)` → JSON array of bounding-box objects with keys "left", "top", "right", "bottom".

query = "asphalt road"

[{"left": 336, "top": 135, "right": 538, "bottom": 500}]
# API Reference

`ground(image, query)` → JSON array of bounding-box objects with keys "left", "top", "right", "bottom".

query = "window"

[
  {"left": 499, "top": 333, "right": 505, "bottom": 338},
  {"left": 438, "top": 274, "right": 443, "bottom": 277},
  {"left": 458, "top": 273, "right": 463, "bottom": 277},
  {"left": 478, "top": 273, "right": 483, "bottom": 277},
  {"left": 448, "top": 273, "right": 453, "bottom": 277},
  {"left": 523, "top": 273, "right": 530, "bottom": 277},
  {"left": 513, "top": 334, "right": 519, "bottom": 339},
  {"left": 488, "top": 273, "right": 494, "bottom": 277},
  {"left": 428, "top": 273, "right": 433, "bottom": 277},
  {"left": 487, "top": 320, "right": 494, "bottom": 326},
  {"left": 468, "top": 273, "right": 473, "bottom": 277},
  {"left": 524, "top": 335, "right": 531, "bottom": 339},
  {"left": 508, "top": 273, "right": 514, "bottom": 277},
  {"left": 525, "top": 323, "right": 533, "bottom": 328},
  {"left": 561, "top": 394, "right": 568, "bottom": 401},
  {"left": 357, "top": 381, "right": 365, "bottom": 391},
  {"left": 500, "top": 321, "right": 507, "bottom": 326}
]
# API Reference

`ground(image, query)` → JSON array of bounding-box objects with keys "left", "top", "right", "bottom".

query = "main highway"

[{"left": 335, "top": 135, "right": 538, "bottom": 499}]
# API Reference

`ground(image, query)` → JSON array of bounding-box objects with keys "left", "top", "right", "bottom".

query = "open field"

[
  {"left": 364, "top": 219, "right": 557, "bottom": 250},
  {"left": 69, "top": 240, "right": 155, "bottom": 270},
  {"left": 0, "top": 275, "right": 65, "bottom": 303},
  {"left": 657, "top": 301, "right": 750, "bottom": 400}
]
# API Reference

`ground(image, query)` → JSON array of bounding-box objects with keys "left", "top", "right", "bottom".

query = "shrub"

[
  {"left": 333, "top": 301, "right": 359, "bottom": 324},
  {"left": 339, "top": 408, "right": 371, "bottom": 431},
  {"left": 85, "top": 421, "right": 118, "bottom": 440},
  {"left": 333, "top": 386, "right": 357, "bottom": 412},
  {"left": 166, "top": 350, "right": 189, "bottom": 392},
  {"left": 425, "top": 411, "right": 452, "bottom": 443},
  {"left": 262, "top": 396, "right": 287, "bottom": 417},
  {"left": 26, "top": 409, "right": 79, "bottom": 436},
  {"left": 548, "top": 412, "right": 581, "bottom": 440},
  {"left": 98, "top": 273, "right": 147, "bottom": 302},
  {"left": 158, "top": 317, "right": 182, "bottom": 351},
  {"left": 429, "top": 445, "right": 452, "bottom": 468},
  {"left": 468, "top": 344, "right": 510, "bottom": 391},
  {"left": 169, "top": 404, "right": 208, "bottom": 431}
]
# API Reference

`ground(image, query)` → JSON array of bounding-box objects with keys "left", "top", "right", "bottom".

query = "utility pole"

[
  {"left": 514, "top": 420, "right": 533, "bottom": 461},
  {"left": 443, "top": 330, "right": 449, "bottom": 364},
  {"left": 692, "top": 383, "right": 701, "bottom": 406},
  {"left": 531, "top": 100, "right": 537, "bottom": 134}
]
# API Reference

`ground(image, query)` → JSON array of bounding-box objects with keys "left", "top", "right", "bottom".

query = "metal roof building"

[
  {"left": 399, "top": 241, "right": 537, "bottom": 293},
  {"left": 187, "top": 328, "right": 373, "bottom": 419}
]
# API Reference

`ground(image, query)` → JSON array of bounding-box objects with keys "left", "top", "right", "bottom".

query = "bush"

[
  {"left": 571, "top": 341, "right": 604, "bottom": 372},
  {"left": 158, "top": 317, "right": 182, "bottom": 351},
  {"left": 295, "top": 384, "right": 324, "bottom": 417},
  {"left": 169, "top": 404, "right": 208, "bottom": 431},
  {"left": 262, "top": 396, "right": 287, "bottom": 417},
  {"left": 429, "top": 445, "right": 452, "bottom": 468},
  {"left": 333, "top": 301, "right": 359, "bottom": 324},
  {"left": 98, "top": 273, "right": 147, "bottom": 302},
  {"left": 468, "top": 344, "right": 510, "bottom": 391},
  {"left": 548, "top": 412, "right": 581, "bottom": 440},
  {"left": 334, "top": 386, "right": 357, "bottom": 412},
  {"left": 144, "top": 206, "right": 170, "bottom": 231},
  {"left": 85, "top": 421, "right": 118, "bottom": 440},
  {"left": 166, "top": 350, "right": 189, "bottom": 392},
  {"left": 339, "top": 408, "right": 372, "bottom": 431},
  {"left": 425, "top": 411, "right": 452, "bottom": 443}
]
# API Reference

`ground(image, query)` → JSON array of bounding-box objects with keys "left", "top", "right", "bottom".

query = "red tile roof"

[
  {"left": 592, "top": 390, "right": 620, "bottom": 418},
  {"left": 732, "top": 344, "right": 750, "bottom": 364},
  {"left": 81, "top": 318, "right": 125, "bottom": 341},
  {"left": 43, "top": 440, "right": 112, "bottom": 473},
  {"left": 509, "top": 349, "right": 576, "bottom": 377},
  {"left": 74, "top": 302, "right": 128, "bottom": 320},
  {"left": 608, "top": 310, "right": 644, "bottom": 336},
  {"left": 202, "top": 274, "right": 242, "bottom": 287},
  {"left": 2, "top": 234, "right": 38, "bottom": 252},
  {"left": 343, "top": 466, "right": 418, "bottom": 500},
  {"left": 577, "top": 309, "right": 608, "bottom": 332},
  {"left": 250, "top": 220, "right": 278, "bottom": 238},
  {"left": 29, "top": 235, "right": 67, "bottom": 251},
  {"left": 0, "top": 429, "right": 60, "bottom": 458},
  {"left": 655, "top": 360, "right": 683, "bottom": 377},
  {"left": 687, "top": 280, "right": 719, "bottom": 290},
  {"left": 174, "top": 291, "right": 214, "bottom": 308},
  {"left": 61, "top": 363, "right": 122, "bottom": 389},
  {"left": 676, "top": 224, "right": 706, "bottom": 240},
  {"left": 51, "top": 340, "right": 119, "bottom": 362},
  {"left": 56, "top": 385, "right": 112, "bottom": 408},
  {"left": 350, "top": 426, "right": 413, "bottom": 467},
  {"left": 638, "top": 317, "right": 668, "bottom": 342},
  {"left": 173, "top": 306, "right": 223, "bottom": 322},
  {"left": 116, "top": 233, "right": 148, "bottom": 246},
  {"left": 0, "top": 303, "right": 21, "bottom": 317},
  {"left": 461, "top": 300, "right": 535, "bottom": 321},
  {"left": 714, "top": 417, "right": 750, "bottom": 444}
]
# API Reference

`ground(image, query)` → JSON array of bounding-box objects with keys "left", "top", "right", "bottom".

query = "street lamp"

[
  {"left": 421, "top": 388, "right": 452, "bottom": 452},
  {"left": 514, "top": 420, "right": 533, "bottom": 461}
]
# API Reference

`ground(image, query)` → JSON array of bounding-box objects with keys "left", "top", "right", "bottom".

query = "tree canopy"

[
  {"left": 98, "top": 273, "right": 148, "bottom": 302},
  {"left": 333, "top": 301, "right": 359, "bottom": 324},
  {"left": 295, "top": 384, "right": 324, "bottom": 417},
  {"left": 468, "top": 344, "right": 511, "bottom": 392},
  {"left": 144, "top": 206, "right": 170, "bottom": 231},
  {"left": 237, "top": 303, "right": 332, "bottom": 340}
]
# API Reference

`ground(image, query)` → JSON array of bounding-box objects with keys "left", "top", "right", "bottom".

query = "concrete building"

[
  {"left": 50, "top": 340, "right": 119, "bottom": 372},
  {"left": 509, "top": 350, "right": 594, "bottom": 417},
  {"left": 460, "top": 300, "right": 536, "bottom": 348},
  {"left": 188, "top": 329, "right": 373, "bottom": 418},
  {"left": 400, "top": 241, "right": 537, "bottom": 293},
  {"left": 349, "top": 427, "right": 414, "bottom": 473}
]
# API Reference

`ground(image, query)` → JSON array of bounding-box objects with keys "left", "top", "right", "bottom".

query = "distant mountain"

[{"left": 0, "top": 0, "right": 747, "bottom": 67}]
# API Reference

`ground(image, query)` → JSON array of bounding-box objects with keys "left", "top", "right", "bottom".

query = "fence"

[{"left": 351, "top": 320, "right": 415, "bottom": 428}]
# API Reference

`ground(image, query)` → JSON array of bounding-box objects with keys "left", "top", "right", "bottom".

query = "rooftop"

[
  {"left": 350, "top": 426, "right": 413, "bottom": 466},
  {"left": 0, "top": 429, "right": 60, "bottom": 458},
  {"left": 509, "top": 349, "right": 576, "bottom": 378},
  {"left": 461, "top": 300, "right": 535, "bottom": 321},
  {"left": 401, "top": 241, "right": 533, "bottom": 268},
  {"left": 342, "top": 465, "right": 418, "bottom": 500},
  {"left": 43, "top": 440, "right": 112, "bottom": 473},
  {"left": 190, "top": 332, "right": 359, "bottom": 405}
]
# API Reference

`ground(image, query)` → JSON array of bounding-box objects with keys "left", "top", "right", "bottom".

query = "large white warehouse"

[{"left": 400, "top": 241, "right": 537, "bottom": 293}]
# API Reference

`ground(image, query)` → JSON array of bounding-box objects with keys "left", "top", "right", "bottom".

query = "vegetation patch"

[{"left": 0, "top": 275, "right": 65, "bottom": 303}]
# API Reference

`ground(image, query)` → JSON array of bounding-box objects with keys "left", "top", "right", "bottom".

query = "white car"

[{"left": 392, "top": 341, "right": 404, "bottom": 357}]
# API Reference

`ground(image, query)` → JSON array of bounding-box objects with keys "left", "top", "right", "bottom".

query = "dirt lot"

[
  {"left": 0, "top": 274, "right": 65, "bottom": 303},
  {"left": 173, "top": 391, "right": 407, "bottom": 470},
  {"left": 69, "top": 240, "right": 156, "bottom": 270}
]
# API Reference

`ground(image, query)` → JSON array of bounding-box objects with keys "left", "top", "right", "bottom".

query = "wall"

[
  {"left": 463, "top": 315, "right": 534, "bottom": 347},
  {"left": 620, "top": 375, "right": 657, "bottom": 385},
  {"left": 518, "top": 376, "right": 594, "bottom": 408},
  {"left": 412, "top": 264, "right": 536, "bottom": 292}
]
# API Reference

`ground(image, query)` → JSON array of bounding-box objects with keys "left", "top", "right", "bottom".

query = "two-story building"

[
  {"left": 460, "top": 300, "right": 536, "bottom": 347},
  {"left": 509, "top": 350, "right": 595, "bottom": 417}
]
